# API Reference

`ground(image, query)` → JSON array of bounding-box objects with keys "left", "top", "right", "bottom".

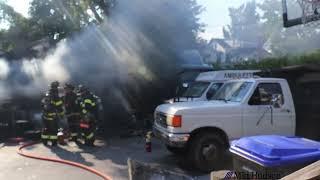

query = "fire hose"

[{"left": 17, "top": 141, "right": 112, "bottom": 180}]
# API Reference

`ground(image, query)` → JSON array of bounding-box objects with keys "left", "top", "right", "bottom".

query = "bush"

[{"left": 213, "top": 50, "right": 320, "bottom": 70}]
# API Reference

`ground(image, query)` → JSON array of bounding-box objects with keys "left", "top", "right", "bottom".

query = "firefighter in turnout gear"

[
  {"left": 77, "top": 85, "right": 98, "bottom": 146},
  {"left": 63, "top": 83, "right": 80, "bottom": 141},
  {"left": 41, "top": 81, "right": 65, "bottom": 146}
]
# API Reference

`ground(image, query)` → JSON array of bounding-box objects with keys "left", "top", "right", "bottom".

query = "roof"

[
  {"left": 209, "top": 39, "right": 231, "bottom": 49},
  {"left": 209, "top": 39, "right": 260, "bottom": 49},
  {"left": 228, "top": 47, "right": 271, "bottom": 56}
]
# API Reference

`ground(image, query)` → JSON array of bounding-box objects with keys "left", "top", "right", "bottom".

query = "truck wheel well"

[{"left": 189, "top": 127, "right": 230, "bottom": 148}]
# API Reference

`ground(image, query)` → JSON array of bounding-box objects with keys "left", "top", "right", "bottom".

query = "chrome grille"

[{"left": 155, "top": 112, "right": 167, "bottom": 128}]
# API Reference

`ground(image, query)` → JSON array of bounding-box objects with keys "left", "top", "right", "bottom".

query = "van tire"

[
  {"left": 187, "top": 132, "right": 226, "bottom": 172},
  {"left": 166, "top": 145, "right": 186, "bottom": 155}
]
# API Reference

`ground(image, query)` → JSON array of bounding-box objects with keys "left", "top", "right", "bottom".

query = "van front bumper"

[{"left": 153, "top": 126, "right": 190, "bottom": 148}]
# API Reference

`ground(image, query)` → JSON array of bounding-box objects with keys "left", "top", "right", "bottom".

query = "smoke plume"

[{"left": 0, "top": 0, "right": 201, "bottom": 127}]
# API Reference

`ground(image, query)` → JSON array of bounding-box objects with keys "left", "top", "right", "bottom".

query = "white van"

[
  {"left": 168, "top": 70, "right": 260, "bottom": 103},
  {"left": 154, "top": 77, "right": 296, "bottom": 172}
]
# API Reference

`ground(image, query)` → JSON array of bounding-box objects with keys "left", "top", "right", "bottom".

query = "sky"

[
  {"left": 6, "top": 0, "right": 31, "bottom": 17},
  {"left": 6, "top": 0, "right": 255, "bottom": 40}
]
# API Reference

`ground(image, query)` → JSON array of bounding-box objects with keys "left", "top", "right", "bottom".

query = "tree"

[
  {"left": 224, "top": 0, "right": 320, "bottom": 56},
  {"left": 259, "top": 0, "right": 320, "bottom": 55},
  {"left": 0, "top": 0, "right": 116, "bottom": 58},
  {"left": 0, "top": 1, "right": 26, "bottom": 27},
  {"left": 90, "top": 0, "right": 116, "bottom": 17},
  {"left": 226, "top": 1, "right": 263, "bottom": 43},
  {"left": 28, "top": 0, "right": 117, "bottom": 41},
  {"left": 0, "top": 2, "right": 40, "bottom": 57},
  {"left": 223, "top": 27, "right": 231, "bottom": 40}
]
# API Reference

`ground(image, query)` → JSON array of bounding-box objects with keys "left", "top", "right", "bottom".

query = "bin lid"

[{"left": 230, "top": 135, "right": 320, "bottom": 167}]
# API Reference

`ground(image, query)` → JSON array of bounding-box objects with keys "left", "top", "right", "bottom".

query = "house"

[{"left": 203, "top": 38, "right": 271, "bottom": 65}]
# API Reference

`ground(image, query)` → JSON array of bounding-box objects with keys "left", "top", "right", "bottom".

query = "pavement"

[{"left": 0, "top": 137, "right": 232, "bottom": 180}]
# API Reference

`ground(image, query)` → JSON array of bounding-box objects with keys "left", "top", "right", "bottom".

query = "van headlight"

[{"left": 166, "top": 115, "right": 182, "bottom": 127}]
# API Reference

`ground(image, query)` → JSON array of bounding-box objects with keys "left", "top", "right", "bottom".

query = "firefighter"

[
  {"left": 63, "top": 83, "right": 80, "bottom": 141},
  {"left": 41, "top": 81, "right": 65, "bottom": 146},
  {"left": 77, "top": 85, "right": 98, "bottom": 146}
]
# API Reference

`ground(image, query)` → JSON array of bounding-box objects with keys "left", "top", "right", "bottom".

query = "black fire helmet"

[
  {"left": 78, "top": 84, "right": 88, "bottom": 94},
  {"left": 64, "top": 83, "right": 75, "bottom": 91},
  {"left": 50, "top": 81, "right": 60, "bottom": 89}
]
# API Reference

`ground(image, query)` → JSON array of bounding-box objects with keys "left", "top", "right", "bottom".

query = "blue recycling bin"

[{"left": 230, "top": 135, "right": 320, "bottom": 178}]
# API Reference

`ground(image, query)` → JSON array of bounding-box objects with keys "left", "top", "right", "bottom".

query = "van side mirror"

[{"left": 271, "top": 94, "right": 282, "bottom": 108}]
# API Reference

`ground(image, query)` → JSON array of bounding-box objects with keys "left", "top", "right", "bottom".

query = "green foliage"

[
  {"left": 0, "top": 2, "right": 40, "bottom": 55},
  {"left": 230, "top": 50, "right": 320, "bottom": 70},
  {"left": 226, "top": 0, "right": 320, "bottom": 56},
  {"left": 0, "top": 0, "right": 203, "bottom": 60},
  {"left": 0, "top": 2, "right": 26, "bottom": 26},
  {"left": 28, "top": 0, "right": 115, "bottom": 41},
  {"left": 222, "top": 27, "right": 231, "bottom": 40},
  {"left": 225, "top": 1, "right": 263, "bottom": 42},
  {"left": 0, "top": 0, "right": 117, "bottom": 58}
]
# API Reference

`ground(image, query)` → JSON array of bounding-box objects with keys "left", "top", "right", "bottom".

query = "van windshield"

[
  {"left": 211, "top": 82, "right": 253, "bottom": 102},
  {"left": 182, "top": 82, "right": 210, "bottom": 98}
]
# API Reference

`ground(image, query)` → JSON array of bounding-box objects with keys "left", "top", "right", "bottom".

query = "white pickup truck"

[
  {"left": 153, "top": 78, "right": 296, "bottom": 172},
  {"left": 168, "top": 70, "right": 259, "bottom": 103}
]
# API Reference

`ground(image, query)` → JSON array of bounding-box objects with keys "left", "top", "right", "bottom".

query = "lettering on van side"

[{"left": 224, "top": 73, "right": 254, "bottom": 79}]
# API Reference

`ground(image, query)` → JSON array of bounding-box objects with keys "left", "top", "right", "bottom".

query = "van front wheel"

[{"left": 187, "top": 132, "right": 226, "bottom": 172}]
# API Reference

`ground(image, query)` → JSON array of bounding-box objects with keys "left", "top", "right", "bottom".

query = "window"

[
  {"left": 212, "top": 82, "right": 253, "bottom": 102},
  {"left": 249, "top": 83, "right": 284, "bottom": 106},
  {"left": 206, "top": 83, "right": 223, "bottom": 99},
  {"left": 182, "top": 82, "right": 210, "bottom": 98}
]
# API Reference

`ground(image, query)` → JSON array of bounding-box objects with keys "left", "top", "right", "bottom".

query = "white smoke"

[
  {"left": 0, "top": 43, "right": 73, "bottom": 100},
  {"left": 41, "top": 43, "right": 71, "bottom": 83},
  {"left": 0, "top": 23, "right": 155, "bottom": 111},
  {"left": 0, "top": 59, "right": 9, "bottom": 79},
  {"left": 0, "top": 0, "right": 196, "bottom": 117}
]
